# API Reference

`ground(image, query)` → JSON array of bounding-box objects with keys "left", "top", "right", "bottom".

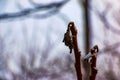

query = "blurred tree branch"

[
  {"left": 0, "top": 0, "right": 69, "bottom": 21},
  {"left": 81, "top": 0, "right": 91, "bottom": 80},
  {"left": 90, "top": 5, "right": 120, "bottom": 35},
  {"left": 99, "top": 41, "right": 120, "bottom": 54}
]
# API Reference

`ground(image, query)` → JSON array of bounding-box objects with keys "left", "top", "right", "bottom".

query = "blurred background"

[{"left": 0, "top": 0, "right": 120, "bottom": 80}]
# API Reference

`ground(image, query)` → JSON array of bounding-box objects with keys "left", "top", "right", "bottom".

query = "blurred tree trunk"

[{"left": 80, "top": 0, "right": 91, "bottom": 80}]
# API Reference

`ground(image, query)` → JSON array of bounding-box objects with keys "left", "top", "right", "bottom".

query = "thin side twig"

[{"left": 89, "top": 45, "right": 98, "bottom": 80}]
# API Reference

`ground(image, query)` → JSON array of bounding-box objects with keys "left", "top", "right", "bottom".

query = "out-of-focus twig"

[
  {"left": 81, "top": 0, "right": 91, "bottom": 79},
  {"left": 0, "top": 0, "right": 69, "bottom": 21},
  {"left": 90, "top": 5, "right": 120, "bottom": 35},
  {"left": 99, "top": 41, "right": 120, "bottom": 54}
]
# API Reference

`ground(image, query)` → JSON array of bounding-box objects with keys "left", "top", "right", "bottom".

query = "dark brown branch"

[
  {"left": 69, "top": 22, "right": 82, "bottom": 80},
  {"left": 89, "top": 45, "right": 98, "bottom": 80},
  {"left": 63, "top": 22, "right": 82, "bottom": 80}
]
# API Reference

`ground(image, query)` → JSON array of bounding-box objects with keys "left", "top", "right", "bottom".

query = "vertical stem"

[
  {"left": 84, "top": 0, "right": 91, "bottom": 54},
  {"left": 82, "top": 0, "right": 91, "bottom": 79},
  {"left": 89, "top": 56, "right": 97, "bottom": 80},
  {"left": 69, "top": 22, "right": 82, "bottom": 80},
  {"left": 89, "top": 46, "right": 98, "bottom": 80}
]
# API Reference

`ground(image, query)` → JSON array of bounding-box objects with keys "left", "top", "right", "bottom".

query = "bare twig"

[
  {"left": 83, "top": 45, "right": 98, "bottom": 80},
  {"left": 89, "top": 45, "right": 98, "bottom": 80},
  {"left": 63, "top": 22, "right": 82, "bottom": 80}
]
